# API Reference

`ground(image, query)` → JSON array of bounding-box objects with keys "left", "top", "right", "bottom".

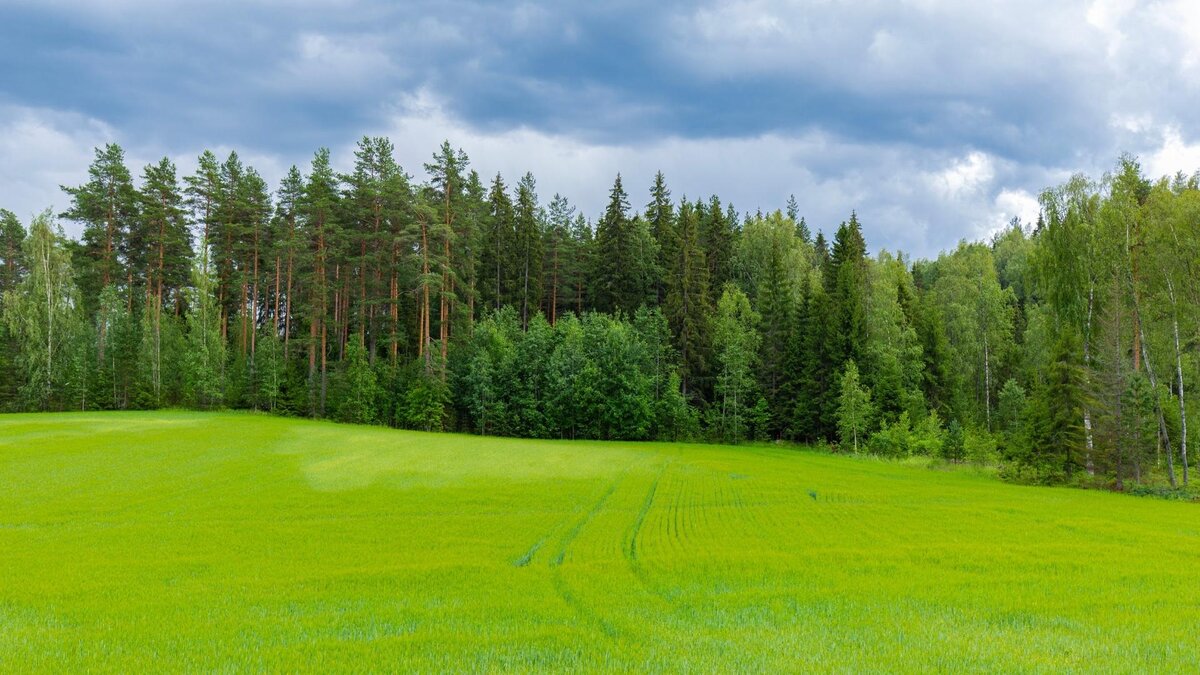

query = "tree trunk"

[
  {"left": 983, "top": 332, "right": 991, "bottom": 432},
  {"left": 420, "top": 215, "right": 431, "bottom": 372},
  {"left": 441, "top": 237, "right": 451, "bottom": 368},
  {"left": 1082, "top": 283, "right": 1095, "bottom": 475},
  {"left": 1166, "top": 278, "right": 1188, "bottom": 486},
  {"left": 551, "top": 244, "right": 559, "bottom": 325},
  {"left": 251, "top": 225, "right": 259, "bottom": 359},
  {"left": 1138, "top": 317, "right": 1176, "bottom": 488},
  {"left": 273, "top": 254, "right": 281, "bottom": 331},
  {"left": 284, "top": 246, "right": 293, "bottom": 359}
]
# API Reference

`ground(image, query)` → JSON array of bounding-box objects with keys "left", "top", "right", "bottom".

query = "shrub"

[
  {"left": 867, "top": 412, "right": 912, "bottom": 457},
  {"left": 964, "top": 429, "right": 997, "bottom": 467},
  {"left": 911, "top": 410, "right": 945, "bottom": 456}
]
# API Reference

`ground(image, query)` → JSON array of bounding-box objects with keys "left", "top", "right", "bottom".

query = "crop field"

[{"left": 0, "top": 411, "right": 1196, "bottom": 672}]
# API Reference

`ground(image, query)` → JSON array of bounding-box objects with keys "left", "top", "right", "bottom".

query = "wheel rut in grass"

[
  {"left": 550, "top": 472, "right": 625, "bottom": 567},
  {"left": 626, "top": 461, "right": 669, "bottom": 565}
]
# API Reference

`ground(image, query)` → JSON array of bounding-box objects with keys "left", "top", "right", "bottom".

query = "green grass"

[{"left": 0, "top": 411, "right": 1196, "bottom": 672}]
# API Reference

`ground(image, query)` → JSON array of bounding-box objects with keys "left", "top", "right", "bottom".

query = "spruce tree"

[
  {"left": 664, "top": 199, "right": 711, "bottom": 401},
  {"left": 700, "top": 195, "right": 735, "bottom": 293},
  {"left": 593, "top": 174, "right": 633, "bottom": 314},
  {"left": 646, "top": 171, "right": 674, "bottom": 304}
]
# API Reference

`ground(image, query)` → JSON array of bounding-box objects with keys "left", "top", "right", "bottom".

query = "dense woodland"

[{"left": 0, "top": 140, "right": 1196, "bottom": 490}]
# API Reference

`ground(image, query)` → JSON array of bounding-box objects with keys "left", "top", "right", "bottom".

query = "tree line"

[{"left": 0, "top": 141, "right": 1195, "bottom": 490}]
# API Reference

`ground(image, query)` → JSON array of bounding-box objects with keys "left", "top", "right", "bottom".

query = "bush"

[
  {"left": 964, "top": 429, "right": 996, "bottom": 466},
  {"left": 998, "top": 462, "right": 1066, "bottom": 485},
  {"left": 1127, "top": 485, "right": 1198, "bottom": 501},
  {"left": 401, "top": 373, "right": 450, "bottom": 432},
  {"left": 867, "top": 412, "right": 912, "bottom": 457},
  {"left": 911, "top": 411, "right": 945, "bottom": 456},
  {"left": 942, "top": 419, "right": 965, "bottom": 463}
]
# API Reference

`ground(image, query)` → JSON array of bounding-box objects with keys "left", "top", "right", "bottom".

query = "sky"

[{"left": 2, "top": 0, "right": 1200, "bottom": 258}]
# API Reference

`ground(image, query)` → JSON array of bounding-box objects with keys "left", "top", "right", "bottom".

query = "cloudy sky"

[{"left": 3, "top": 0, "right": 1200, "bottom": 257}]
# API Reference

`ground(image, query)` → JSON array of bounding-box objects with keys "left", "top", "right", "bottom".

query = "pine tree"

[
  {"left": 136, "top": 158, "right": 192, "bottom": 406},
  {"left": 480, "top": 173, "right": 515, "bottom": 311},
  {"left": 301, "top": 149, "right": 340, "bottom": 414},
  {"left": 61, "top": 143, "right": 139, "bottom": 359},
  {"left": 543, "top": 194, "right": 574, "bottom": 324},
  {"left": 424, "top": 141, "right": 469, "bottom": 365},
  {"left": 461, "top": 170, "right": 487, "bottom": 325},
  {"left": 342, "top": 137, "right": 411, "bottom": 361},
  {"left": 272, "top": 166, "right": 305, "bottom": 360},
  {"left": 255, "top": 327, "right": 284, "bottom": 412},
  {"left": 513, "top": 172, "right": 543, "bottom": 329}
]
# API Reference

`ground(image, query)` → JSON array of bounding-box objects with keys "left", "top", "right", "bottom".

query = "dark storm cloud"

[{"left": 2, "top": 0, "right": 1199, "bottom": 256}]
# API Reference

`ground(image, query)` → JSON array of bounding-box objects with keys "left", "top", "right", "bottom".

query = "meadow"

[{"left": 0, "top": 411, "right": 1196, "bottom": 672}]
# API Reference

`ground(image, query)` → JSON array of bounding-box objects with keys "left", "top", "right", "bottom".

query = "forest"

[{"left": 0, "top": 140, "right": 1195, "bottom": 490}]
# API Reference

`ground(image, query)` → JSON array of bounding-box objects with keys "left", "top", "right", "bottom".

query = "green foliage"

[
  {"left": 334, "top": 338, "right": 379, "bottom": 424},
  {"left": 254, "top": 329, "right": 284, "bottom": 412},
  {"left": 1, "top": 143, "right": 1194, "bottom": 492},
  {"left": 996, "top": 378, "right": 1030, "bottom": 460},
  {"left": 867, "top": 410, "right": 948, "bottom": 458},
  {"left": 911, "top": 410, "right": 945, "bottom": 456},
  {"left": 836, "top": 360, "right": 873, "bottom": 452},
  {"left": 593, "top": 175, "right": 657, "bottom": 315},
  {"left": 402, "top": 370, "right": 451, "bottom": 432},
  {"left": 943, "top": 419, "right": 965, "bottom": 463},
  {"left": 867, "top": 411, "right": 912, "bottom": 457},
  {"left": 1119, "top": 373, "right": 1158, "bottom": 482},
  {"left": 184, "top": 242, "right": 226, "bottom": 409},
  {"left": 663, "top": 199, "right": 710, "bottom": 401},
  {"left": 1, "top": 211, "right": 86, "bottom": 411},
  {"left": 711, "top": 284, "right": 762, "bottom": 444},
  {"left": 965, "top": 429, "right": 997, "bottom": 466},
  {"left": 1028, "top": 330, "right": 1087, "bottom": 475}
]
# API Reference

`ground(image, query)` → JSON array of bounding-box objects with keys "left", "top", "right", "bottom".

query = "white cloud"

[
  {"left": 1144, "top": 126, "right": 1200, "bottom": 179},
  {"left": 928, "top": 151, "right": 994, "bottom": 200},
  {"left": 988, "top": 189, "right": 1041, "bottom": 237},
  {"left": 0, "top": 105, "right": 118, "bottom": 227}
]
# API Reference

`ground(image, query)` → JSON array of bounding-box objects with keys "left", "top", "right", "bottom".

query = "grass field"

[{"left": 0, "top": 411, "right": 1196, "bottom": 672}]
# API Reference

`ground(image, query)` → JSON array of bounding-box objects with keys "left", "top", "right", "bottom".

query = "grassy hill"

[{"left": 0, "top": 411, "right": 1196, "bottom": 671}]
